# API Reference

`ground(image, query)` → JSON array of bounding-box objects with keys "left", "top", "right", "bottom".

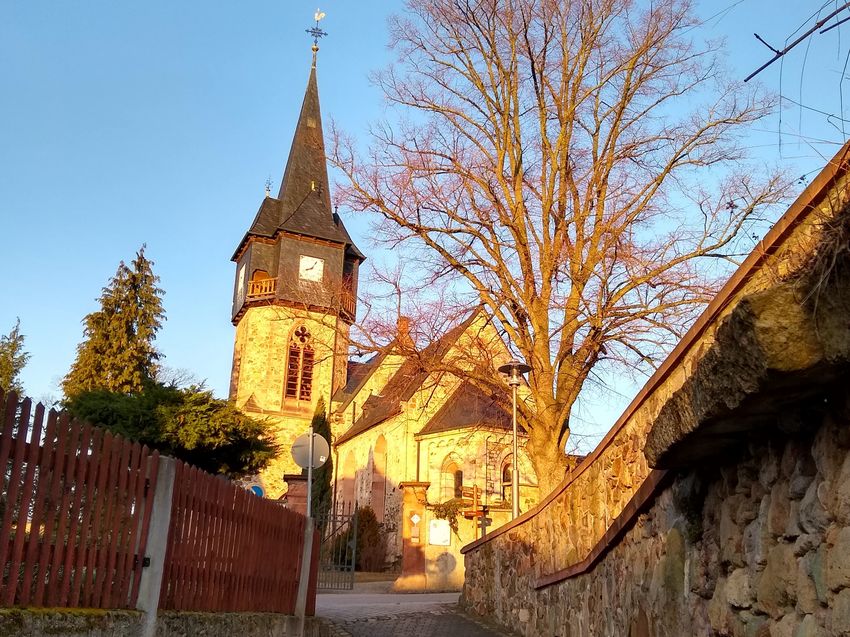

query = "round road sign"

[{"left": 291, "top": 433, "right": 330, "bottom": 469}]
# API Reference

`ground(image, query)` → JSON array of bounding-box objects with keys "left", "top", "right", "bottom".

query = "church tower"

[{"left": 229, "top": 46, "right": 364, "bottom": 497}]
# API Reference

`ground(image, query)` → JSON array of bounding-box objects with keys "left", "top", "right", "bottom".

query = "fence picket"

[
  {"left": 33, "top": 409, "right": 67, "bottom": 606},
  {"left": 113, "top": 442, "right": 141, "bottom": 607},
  {"left": 46, "top": 414, "right": 81, "bottom": 607},
  {"left": 0, "top": 399, "right": 36, "bottom": 606},
  {"left": 13, "top": 402, "right": 46, "bottom": 605},
  {"left": 0, "top": 395, "right": 28, "bottom": 593},
  {"left": 100, "top": 439, "right": 132, "bottom": 609}
]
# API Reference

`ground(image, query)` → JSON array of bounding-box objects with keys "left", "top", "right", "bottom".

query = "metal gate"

[{"left": 315, "top": 502, "right": 358, "bottom": 590}]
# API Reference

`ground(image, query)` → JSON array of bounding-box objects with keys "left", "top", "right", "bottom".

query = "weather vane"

[{"left": 306, "top": 9, "right": 327, "bottom": 49}]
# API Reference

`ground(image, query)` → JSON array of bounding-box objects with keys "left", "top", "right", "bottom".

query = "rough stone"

[
  {"left": 745, "top": 498, "right": 770, "bottom": 570},
  {"left": 758, "top": 544, "right": 798, "bottom": 618},
  {"left": 771, "top": 613, "right": 799, "bottom": 637},
  {"left": 769, "top": 483, "right": 792, "bottom": 537},
  {"left": 830, "top": 588, "right": 850, "bottom": 636},
  {"left": 728, "top": 568, "right": 754, "bottom": 609},
  {"left": 793, "top": 534, "right": 820, "bottom": 557},
  {"left": 794, "top": 613, "right": 822, "bottom": 637},
  {"left": 796, "top": 554, "right": 820, "bottom": 615},
  {"left": 832, "top": 456, "right": 850, "bottom": 525},
  {"left": 799, "top": 481, "right": 829, "bottom": 534},
  {"left": 825, "top": 528, "right": 850, "bottom": 592}
]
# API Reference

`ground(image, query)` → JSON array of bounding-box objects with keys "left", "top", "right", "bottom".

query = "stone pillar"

[
  {"left": 393, "top": 481, "right": 430, "bottom": 591},
  {"left": 283, "top": 473, "right": 308, "bottom": 516}
]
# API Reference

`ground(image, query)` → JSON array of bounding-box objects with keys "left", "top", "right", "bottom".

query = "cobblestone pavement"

[{"left": 316, "top": 590, "right": 510, "bottom": 637}]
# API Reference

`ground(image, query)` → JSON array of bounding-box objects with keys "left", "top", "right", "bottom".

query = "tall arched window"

[
  {"left": 501, "top": 461, "right": 513, "bottom": 502},
  {"left": 285, "top": 325, "right": 314, "bottom": 401},
  {"left": 442, "top": 458, "right": 464, "bottom": 501}
]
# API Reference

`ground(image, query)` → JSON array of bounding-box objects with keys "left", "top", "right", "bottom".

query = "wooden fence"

[
  {"left": 0, "top": 389, "right": 316, "bottom": 615},
  {"left": 159, "top": 461, "right": 309, "bottom": 613},
  {"left": 0, "top": 389, "right": 159, "bottom": 609}
]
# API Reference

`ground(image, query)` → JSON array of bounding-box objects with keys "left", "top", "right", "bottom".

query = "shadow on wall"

[
  {"left": 333, "top": 445, "right": 400, "bottom": 570},
  {"left": 428, "top": 551, "right": 458, "bottom": 590}
]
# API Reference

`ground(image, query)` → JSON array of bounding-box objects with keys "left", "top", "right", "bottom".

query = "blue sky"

[{"left": 1, "top": 1, "right": 848, "bottom": 448}]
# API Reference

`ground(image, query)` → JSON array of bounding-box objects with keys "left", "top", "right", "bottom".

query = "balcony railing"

[
  {"left": 247, "top": 278, "right": 277, "bottom": 299},
  {"left": 341, "top": 289, "right": 356, "bottom": 316}
]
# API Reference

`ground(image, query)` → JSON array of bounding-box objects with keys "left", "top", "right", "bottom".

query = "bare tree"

[{"left": 332, "top": 0, "right": 788, "bottom": 492}]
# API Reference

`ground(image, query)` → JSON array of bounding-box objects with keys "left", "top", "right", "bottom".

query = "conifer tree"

[
  {"left": 310, "top": 397, "right": 334, "bottom": 515},
  {"left": 0, "top": 319, "right": 30, "bottom": 394},
  {"left": 63, "top": 246, "right": 165, "bottom": 398}
]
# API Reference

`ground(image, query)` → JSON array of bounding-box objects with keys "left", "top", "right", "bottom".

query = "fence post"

[
  {"left": 294, "top": 517, "right": 316, "bottom": 636},
  {"left": 136, "top": 456, "right": 176, "bottom": 637}
]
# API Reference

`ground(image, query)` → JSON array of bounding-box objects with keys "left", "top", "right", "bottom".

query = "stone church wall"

[{"left": 462, "top": 393, "right": 850, "bottom": 636}]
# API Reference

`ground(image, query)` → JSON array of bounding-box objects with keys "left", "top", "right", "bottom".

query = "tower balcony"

[
  {"left": 247, "top": 277, "right": 277, "bottom": 299},
  {"left": 341, "top": 289, "right": 356, "bottom": 318}
]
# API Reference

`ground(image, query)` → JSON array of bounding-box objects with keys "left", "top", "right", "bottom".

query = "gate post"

[
  {"left": 295, "top": 517, "right": 318, "bottom": 634},
  {"left": 393, "top": 481, "right": 430, "bottom": 591},
  {"left": 136, "top": 456, "right": 176, "bottom": 637}
]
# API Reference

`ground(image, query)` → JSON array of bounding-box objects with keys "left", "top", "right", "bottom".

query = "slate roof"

[
  {"left": 332, "top": 353, "right": 386, "bottom": 408},
  {"left": 334, "top": 313, "right": 479, "bottom": 446},
  {"left": 232, "top": 61, "right": 364, "bottom": 262},
  {"left": 416, "top": 381, "right": 511, "bottom": 437}
]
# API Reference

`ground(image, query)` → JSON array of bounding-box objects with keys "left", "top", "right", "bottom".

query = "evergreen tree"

[
  {"left": 63, "top": 246, "right": 164, "bottom": 398},
  {"left": 310, "top": 397, "right": 333, "bottom": 515},
  {"left": 0, "top": 319, "right": 30, "bottom": 394},
  {"left": 66, "top": 384, "right": 278, "bottom": 478}
]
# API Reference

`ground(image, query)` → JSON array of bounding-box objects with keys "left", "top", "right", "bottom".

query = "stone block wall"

[{"left": 462, "top": 393, "right": 850, "bottom": 636}]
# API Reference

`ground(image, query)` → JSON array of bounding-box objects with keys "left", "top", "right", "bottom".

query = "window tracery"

[{"left": 285, "top": 325, "right": 314, "bottom": 401}]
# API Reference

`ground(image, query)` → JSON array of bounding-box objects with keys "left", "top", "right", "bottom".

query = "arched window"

[
  {"left": 285, "top": 325, "right": 314, "bottom": 401},
  {"left": 442, "top": 459, "right": 464, "bottom": 501},
  {"left": 501, "top": 461, "right": 513, "bottom": 502}
]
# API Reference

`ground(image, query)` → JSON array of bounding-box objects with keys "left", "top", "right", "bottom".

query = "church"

[{"left": 227, "top": 46, "right": 539, "bottom": 574}]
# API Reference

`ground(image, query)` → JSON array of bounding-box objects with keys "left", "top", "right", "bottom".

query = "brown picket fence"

[
  {"left": 0, "top": 389, "right": 160, "bottom": 609},
  {"left": 158, "top": 460, "right": 310, "bottom": 613}
]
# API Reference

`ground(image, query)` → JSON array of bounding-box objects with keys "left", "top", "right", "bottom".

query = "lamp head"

[{"left": 497, "top": 359, "right": 531, "bottom": 387}]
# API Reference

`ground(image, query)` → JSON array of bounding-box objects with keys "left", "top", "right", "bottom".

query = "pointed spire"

[
  {"left": 273, "top": 60, "right": 336, "bottom": 233},
  {"left": 232, "top": 43, "right": 364, "bottom": 263}
]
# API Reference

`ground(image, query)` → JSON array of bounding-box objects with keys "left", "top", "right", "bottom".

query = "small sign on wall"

[{"left": 429, "top": 518, "right": 451, "bottom": 546}]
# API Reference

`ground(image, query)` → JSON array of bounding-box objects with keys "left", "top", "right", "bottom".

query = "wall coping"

[{"left": 462, "top": 140, "right": 850, "bottom": 556}]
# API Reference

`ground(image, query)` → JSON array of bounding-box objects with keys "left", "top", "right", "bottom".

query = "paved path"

[{"left": 316, "top": 588, "right": 509, "bottom": 637}]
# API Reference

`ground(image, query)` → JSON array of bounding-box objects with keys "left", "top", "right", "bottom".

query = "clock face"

[{"left": 299, "top": 255, "right": 324, "bottom": 282}]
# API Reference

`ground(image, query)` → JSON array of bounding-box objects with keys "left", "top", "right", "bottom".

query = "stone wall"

[
  {"left": 0, "top": 609, "right": 339, "bottom": 637},
  {"left": 462, "top": 390, "right": 850, "bottom": 636}
]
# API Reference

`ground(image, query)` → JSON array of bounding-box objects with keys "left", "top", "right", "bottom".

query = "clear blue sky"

[{"left": 1, "top": 1, "right": 847, "bottom": 446}]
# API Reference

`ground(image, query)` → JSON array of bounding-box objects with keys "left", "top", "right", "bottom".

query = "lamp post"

[{"left": 498, "top": 358, "right": 531, "bottom": 520}]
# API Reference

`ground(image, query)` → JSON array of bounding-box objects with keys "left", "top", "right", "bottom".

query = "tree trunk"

[{"left": 527, "top": 425, "right": 570, "bottom": 497}]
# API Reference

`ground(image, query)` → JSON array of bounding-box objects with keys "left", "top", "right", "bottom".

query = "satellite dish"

[{"left": 291, "top": 433, "right": 330, "bottom": 469}]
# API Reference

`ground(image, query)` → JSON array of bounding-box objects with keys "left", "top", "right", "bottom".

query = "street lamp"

[{"left": 497, "top": 358, "right": 531, "bottom": 520}]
